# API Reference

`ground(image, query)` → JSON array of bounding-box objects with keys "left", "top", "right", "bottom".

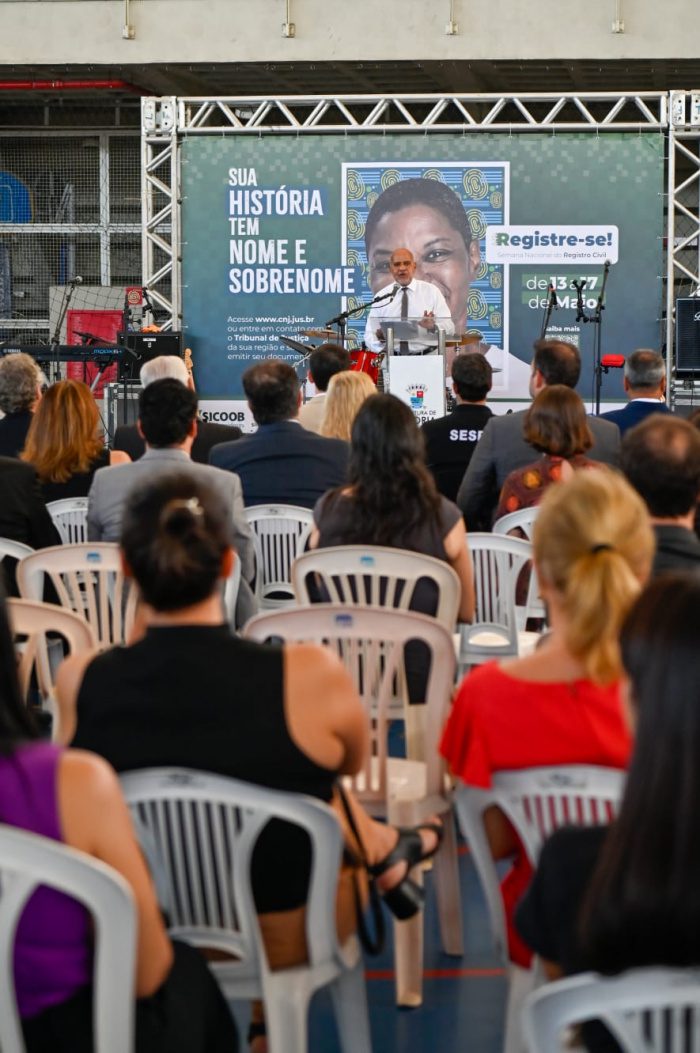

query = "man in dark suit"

[
  {"left": 456, "top": 339, "right": 621, "bottom": 529},
  {"left": 112, "top": 355, "right": 241, "bottom": 464},
  {"left": 421, "top": 352, "right": 493, "bottom": 502},
  {"left": 209, "top": 359, "right": 349, "bottom": 508},
  {"left": 621, "top": 414, "right": 700, "bottom": 575},
  {"left": 600, "top": 348, "right": 672, "bottom": 436}
]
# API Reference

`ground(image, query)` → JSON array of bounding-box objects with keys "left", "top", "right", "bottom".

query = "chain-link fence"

[{"left": 0, "top": 100, "right": 141, "bottom": 351}]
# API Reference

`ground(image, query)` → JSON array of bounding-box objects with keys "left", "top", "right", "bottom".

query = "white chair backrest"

[
  {"left": 492, "top": 506, "right": 540, "bottom": 541},
  {"left": 222, "top": 553, "right": 241, "bottom": 625},
  {"left": 524, "top": 967, "right": 700, "bottom": 1053},
  {"left": 16, "top": 543, "right": 137, "bottom": 648},
  {"left": 7, "top": 597, "right": 97, "bottom": 711},
  {"left": 120, "top": 768, "right": 345, "bottom": 982},
  {"left": 0, "top": 538, "right": 35, "bottom": 563},
  {"left": 460, "top": 533, "right": 534, "bottom": 661},
  {"left": 0, "top": 824, "right": 136, "bottom": 1053},
  {"left": 244, "top": 606, "right": 455, "bottom": 809},
  {"left": 292, "top": 544, "right": 461, "bottom": 629},
  {"left": 244, "top": 504, "right": 314, "bottom": 609},
  {"left": 455, "top": 765, "right": 625, "bottom": 962},
  {"left": 47, "top": 498, "right": 89, "bottom": 544}
]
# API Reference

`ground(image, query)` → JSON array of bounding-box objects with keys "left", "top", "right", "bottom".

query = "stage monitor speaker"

[
  {"left": 117, "top": 331, "right": 183, "bottom": 380},
  {"left": 675, "top": 298, "right": 700, "bottom": 376},
  {"left": 103, "top": 381, "right": 142, "bottom": 441}
]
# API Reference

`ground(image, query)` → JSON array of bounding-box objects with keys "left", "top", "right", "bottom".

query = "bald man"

[{"left": 363, "top": 247, "right": 454, "bottom": 356}]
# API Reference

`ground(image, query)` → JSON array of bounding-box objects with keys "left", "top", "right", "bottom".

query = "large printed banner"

[{"left": 181, "top": 133, "right": 664, "bottom": 419}]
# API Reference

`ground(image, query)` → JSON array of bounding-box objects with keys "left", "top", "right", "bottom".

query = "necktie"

[{"left": 399, "top": 287, "right": 409, "bottom": 355}]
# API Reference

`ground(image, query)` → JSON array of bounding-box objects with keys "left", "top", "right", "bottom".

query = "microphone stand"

[
  {"left": 325, "top": 287, "right": 399, "bottom": 346},
  {"left": 540, "top": 284, "right": 559, "bottom": 340},
  {"left": 573, "top": 262, "right": 611, "bottom": 415},
  {"left": 48, "top": 278, "right": 81, "bottom": 383}
]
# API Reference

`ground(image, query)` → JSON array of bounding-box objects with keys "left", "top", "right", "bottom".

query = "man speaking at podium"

[{"left": 363, "top": 247, "right": 454, "bottom": 356}]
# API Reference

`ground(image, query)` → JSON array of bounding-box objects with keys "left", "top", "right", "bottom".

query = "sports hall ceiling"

[{"left": 1, "top": 58, "right": 700, "bottom": 107}]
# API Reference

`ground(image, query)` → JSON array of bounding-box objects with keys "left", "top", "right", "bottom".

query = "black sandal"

[{"left": 368, "top": 822, "right": 444, "bottom": 921}]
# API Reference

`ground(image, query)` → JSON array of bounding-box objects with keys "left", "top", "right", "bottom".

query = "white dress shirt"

[{"left": 364, "top": 278, "right": 454, "bottom": 354}]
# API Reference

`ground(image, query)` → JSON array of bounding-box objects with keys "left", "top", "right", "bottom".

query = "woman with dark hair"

[
  {"left": 517, "top": 573, "right": 700, "bottom": 994},
  {"left": 0, "top": 588, "right": 238, "bottom": 1052},
  {"left": 22, "top": 379, "right": 130, "bottom": 501},
  {"left": 55, "top": 470, "right": 442, "bottom": 1051},
  {"left": 311, "top": 392, "right": 474, "bottom": 622},
  {"left": 494, "top": 385, "right": 597, "bottom": 520}
]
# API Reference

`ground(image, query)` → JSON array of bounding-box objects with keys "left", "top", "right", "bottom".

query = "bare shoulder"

[
  {"left": 109, "top": 450, "right": 131, "bottom": 466},
  {"left": 285, "top": 640, "right": 348, "bottom": 687},
  {"left": 59, "top": 748, "right": 120, "bottom": 801}
]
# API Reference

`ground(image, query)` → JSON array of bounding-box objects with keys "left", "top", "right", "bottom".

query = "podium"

[{"left": 383, "top": 318, "right": 448, "bottom": 422}]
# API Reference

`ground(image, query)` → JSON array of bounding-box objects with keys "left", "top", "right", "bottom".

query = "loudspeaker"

[
  {"left": 675, "top": 298, "right": 700, "bottom": 375},
  {"left": 103, "top": 381, "right": 142, "bottom": 441},
  {"left": 116, "top": 331, "right": 183, "bottom": 380}
]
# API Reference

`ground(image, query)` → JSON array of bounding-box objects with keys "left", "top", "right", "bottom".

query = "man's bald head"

[{"left": 389, "top": 248, "right": 417, "bottom": 286}]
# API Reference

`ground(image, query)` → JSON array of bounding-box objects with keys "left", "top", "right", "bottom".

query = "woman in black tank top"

[{"left": 57, "top": 471, "right": 443, "bottom": 1043}]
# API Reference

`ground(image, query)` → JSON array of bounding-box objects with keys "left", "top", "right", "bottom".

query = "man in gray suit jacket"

[
  {"left": 457, "top": 339, "right": 621, "bottom": 529},
  {"left": 88, "top": 379, "right": 255, "bottom": 620}
]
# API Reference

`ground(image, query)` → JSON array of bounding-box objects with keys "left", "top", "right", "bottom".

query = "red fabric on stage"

[{"left": 440, "top": 661, "right": 631, "bottom": 965}]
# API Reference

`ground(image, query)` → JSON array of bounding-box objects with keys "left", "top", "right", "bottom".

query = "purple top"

[{"left": 0, "top": 742, "right": 91, "bottom": 1019}]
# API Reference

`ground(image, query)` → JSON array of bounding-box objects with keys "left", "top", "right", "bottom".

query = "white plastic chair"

[
  {"left": 244, "top": 605, "right": 463, "bottom": 1007},
  {"left": 17, "top": 543, "right": 137, "bottom": 648},
  {"left": 292, "top": 544, "right": 461, "bottom": 629},
  {"left": 459, "top": 533, "right": 539, "bottom": 671},
  {"left": 523, "top": 967, "right": 700, "bottom": 1053},
  {"left": 244, "top": 504, "right": 314, "bottom": 610},
  {"left": 120, "top": 768, "right": 370, "bottom": 1053},
  {"left": 47, "top": 497, "right": 89, "bottom": 544},
  {"left": 0, "top": 824, "right": 136, "bottom": 1053},
  {"left": 7, "top": 598, "right": 97, "bottom": 738},
  {"left": 455, "top": 765, "right": 625, "bottom": 1053},
  {"left": 492, "top": 507, "right": 546, "bottom": 626},
  {"left": 0, "top": 538, "right": 35, "bottom": 563},
  {"left": 492, "top": 506, "right": 540, "bottom": 541}
]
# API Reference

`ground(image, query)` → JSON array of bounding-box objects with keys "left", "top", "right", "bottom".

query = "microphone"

[
  {"left": 548, "top": 284, "right": 559, "bottom": 309},
  {"left": 390, "top": 283, "right": 400, "bottom": 299},
  {"left": 69, "top": 275, "right": 83, "bottom": 286}
]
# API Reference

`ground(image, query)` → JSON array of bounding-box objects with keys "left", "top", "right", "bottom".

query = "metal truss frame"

[{"left": 142, "top": 90, "right": 700, "bottom": 386}]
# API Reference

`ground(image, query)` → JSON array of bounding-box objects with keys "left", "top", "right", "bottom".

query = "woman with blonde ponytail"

[{"left": 440, "top": 469, "right": 654, "bottom": 967}]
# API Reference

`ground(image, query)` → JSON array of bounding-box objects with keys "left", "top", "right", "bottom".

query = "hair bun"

[{"left": 158, "top": 497, "right": 204, "bottom": 538}]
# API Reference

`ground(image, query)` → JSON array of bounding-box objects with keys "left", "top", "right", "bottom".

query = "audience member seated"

[
  {"left": 311, "top": 393, "right": 475, "bottom": 703},
  {"left": 494, "top": 385, "right": 598, "bottom": 520},
  {"left": 620, "top": 413, "right": 700, "bottom": 574},
  {"left": 57, "top": 472, "right": 442, "bottom": 1050},
  {"left": 421, "top": 352, "right": 493, "bottom": 503},
  {"left": 600, "top": 347, "right": 671, "bottom": 435},
  {"left": 113, "top": 354, "right": 242, "bottom": 464},
  {"left": 0, "top": 589, "right": 238, "bottom": 1053},
  {"left": 516, "top": 574, "right": 700, "bottom": 1053},
  {"left": 210, "top": 359, "right": 349, "bottom": 509},
  {"left": 320, "top": 370, "right": 375, "bottom": 441},
  {"left": 87, "top": 379, "right": 255, "bottom": 623},
  {"left": 457, "top": 339, "right": 621, "bottom": 530},
  {"left": 0, "top": 352, "right": 43, "bottom": 458},
  {"left": 440, "top": 470, "right": 653, "bottom": 967},
  {"left": 298, "top": 343, "right": 351, "bottom": 433},
  {"left": 22, "top": 379, "right": 130, "bottom": 502}
]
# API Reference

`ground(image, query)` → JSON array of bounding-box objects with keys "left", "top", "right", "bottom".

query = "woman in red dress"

[{"left": 441, "top": 469, "right": 654, "bottom": 965}]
